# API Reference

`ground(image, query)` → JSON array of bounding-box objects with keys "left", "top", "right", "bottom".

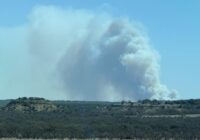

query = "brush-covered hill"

[
  {"left": 0, "top": 99, "right": 10, "bottom": 107},
  {"left": 2, "top": 97, "right": 58, "bottom": 112},
  {"left": 0, "top": 98, "right": 200, "bottom": 139}
]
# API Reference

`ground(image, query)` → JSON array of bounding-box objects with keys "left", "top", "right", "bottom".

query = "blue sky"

[{"left": 0, "top": 0, "right": 200, "bottom": 100}]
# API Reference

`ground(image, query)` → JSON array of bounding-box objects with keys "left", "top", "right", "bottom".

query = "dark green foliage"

[
  {"left": 0, "top": 100, "right": 10, "bottom": 107},
  {"left": 0, "top": 98, "right": 200, "bottom": 139}
]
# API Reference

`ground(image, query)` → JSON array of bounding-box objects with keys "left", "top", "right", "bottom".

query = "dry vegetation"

[{"left": 1, "top": 98, "right": 200, "bottom": 139}]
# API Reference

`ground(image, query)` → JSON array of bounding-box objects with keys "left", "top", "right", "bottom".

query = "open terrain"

[{"left": 0, "top": 98, "right": 200, "bottom": 139}]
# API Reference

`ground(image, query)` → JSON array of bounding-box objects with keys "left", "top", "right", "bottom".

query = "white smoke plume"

[{"left": 0, "top": 6, "right": 176, "bottom": 101}]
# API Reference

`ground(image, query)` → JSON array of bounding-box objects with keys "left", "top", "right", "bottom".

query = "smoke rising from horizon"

[{"left": 0, "top": 6, "right": 176, "bottom": 101}]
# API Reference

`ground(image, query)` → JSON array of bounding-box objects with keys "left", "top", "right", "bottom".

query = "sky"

[{"left": 0, "top": 0, "right": 200, "bottom": 100}]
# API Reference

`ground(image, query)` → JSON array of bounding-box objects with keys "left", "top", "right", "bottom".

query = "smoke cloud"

[{"left": 0, "top": 6, "right": 176, "bottom": 101}]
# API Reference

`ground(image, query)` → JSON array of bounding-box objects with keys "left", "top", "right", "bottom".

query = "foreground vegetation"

[{"left": 0, "top": 98, "right": 200, "bottom": 139}]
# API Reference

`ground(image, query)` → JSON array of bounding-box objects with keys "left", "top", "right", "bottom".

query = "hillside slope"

[
  {"left": 2, "top": 97, "right": 58, "bottom": 112},
  {"left": 0, "top": 98, "right": 200, "bottom": 139}
]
